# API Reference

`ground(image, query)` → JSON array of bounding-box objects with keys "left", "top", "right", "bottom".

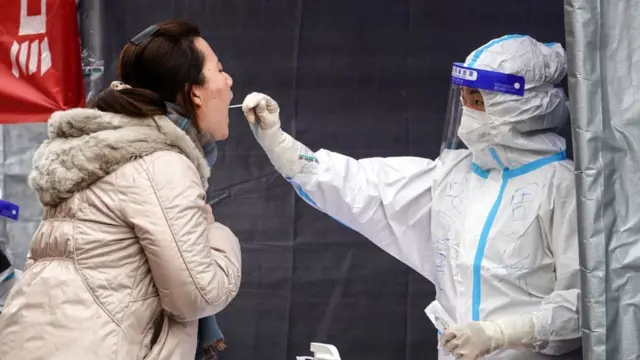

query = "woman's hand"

[{"left": 205, "top": 204, "right": 215, "bottom": 224}]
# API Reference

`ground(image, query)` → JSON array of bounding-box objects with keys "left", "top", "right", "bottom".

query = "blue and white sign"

[
  {"left": 0, "top": 187, "right": 19, "bottom": 221},
  {"left": 0, "top": 200, "right": 19, "bottom": 221}
]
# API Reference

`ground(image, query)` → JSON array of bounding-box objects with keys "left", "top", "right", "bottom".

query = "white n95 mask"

[
  {"left": 457, "top": 107, "right": 514, "bottom": 170},
  {"left": 457, "top": 107, "right": 492, "bottom": 153}
]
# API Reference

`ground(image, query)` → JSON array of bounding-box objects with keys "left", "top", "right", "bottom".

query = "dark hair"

[{"left": 89, "top": 20, "right": 205, "bottom": 119}]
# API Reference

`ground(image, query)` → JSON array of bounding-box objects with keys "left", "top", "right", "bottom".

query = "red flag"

[{"left": 0, "top": 0, "right": 85, "bottom": 124}]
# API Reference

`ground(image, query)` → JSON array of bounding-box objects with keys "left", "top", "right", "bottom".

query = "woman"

[{"left": 0, "top": 20, "right": 241, "bottom": 360}]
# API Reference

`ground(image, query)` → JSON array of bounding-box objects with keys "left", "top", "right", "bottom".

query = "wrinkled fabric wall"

[
  {"left": 2, "top": 1, "right": 567, "bottom": 359},
  {"left": 0, "top": 123, "right": 46, "bottom": 269},
  {"left": 565, "top": 0, "right": 640, "bottom": 359},
  {"left": 78, "top": 0, "right": 105, "bottom": 101}
]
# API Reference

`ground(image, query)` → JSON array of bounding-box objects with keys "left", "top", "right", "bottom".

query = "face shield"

[{"left": 440, "top": 62, "right": 526, "bottom": 152}]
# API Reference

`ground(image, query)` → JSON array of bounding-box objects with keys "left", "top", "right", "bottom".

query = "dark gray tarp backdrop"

[{"left": 77, "top": 1, "right": 565, "bottom": 359}]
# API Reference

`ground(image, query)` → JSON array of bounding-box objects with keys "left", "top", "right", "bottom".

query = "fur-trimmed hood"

[{"left": 29, "top": 108, "right": 210, "bottom": 207}]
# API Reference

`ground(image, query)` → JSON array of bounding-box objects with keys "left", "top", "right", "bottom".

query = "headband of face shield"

[{"left": 440, "top": 63, "right": 525, "bottom": 152}]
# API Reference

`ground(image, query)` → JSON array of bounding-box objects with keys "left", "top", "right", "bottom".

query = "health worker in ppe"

[{"left": 242, "top": 35, "right": 581, "bottom": 360}]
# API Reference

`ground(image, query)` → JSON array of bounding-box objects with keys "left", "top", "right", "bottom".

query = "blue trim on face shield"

[
  {"left": 471, "top": 150, "right": 567, "bottom": 321},
  {"left": 466, "top": 34, "right": 527, "bottom": 68},
  {"left": 451, "top": 63, "right": 525, "bottom": 97}
]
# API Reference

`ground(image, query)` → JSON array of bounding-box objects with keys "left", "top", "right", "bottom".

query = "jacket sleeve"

[
  {"left": 257, "top": 128, "right": 440, "bottom": 283},
  {"left": 120, "top": 151, "right": 241, "bottom": 322},
  {"left": 534, "top": 167, "right": 581, "bottom": 354}
]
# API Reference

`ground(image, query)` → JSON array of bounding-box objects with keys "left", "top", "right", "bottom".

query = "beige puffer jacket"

[{"left": 0, "top": 109, "right": 242, "bottom": 360}]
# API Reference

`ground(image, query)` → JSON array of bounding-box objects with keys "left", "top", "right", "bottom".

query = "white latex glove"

[
  {"left": 441, "top": 315, "right": 537, "bottom": 359},
  {"left": 242, "top": 92, "right": 281, "bottom": 134},
  {"left": 242, "top": 92, "right": 316, "bottom": 178}
]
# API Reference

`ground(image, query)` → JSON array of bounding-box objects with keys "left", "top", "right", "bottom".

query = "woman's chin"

[{"left": 212, "top": 127, "right": 229, "bottom": 141}]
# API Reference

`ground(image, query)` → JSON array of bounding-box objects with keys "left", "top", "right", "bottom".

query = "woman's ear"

[{"left": 190, "top": 86, "right": 203, "bottom": 108}]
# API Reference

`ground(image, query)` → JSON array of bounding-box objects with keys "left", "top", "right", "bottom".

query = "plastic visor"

[{"left": 440, "top": 62, "right": 526, "bottom": 152}]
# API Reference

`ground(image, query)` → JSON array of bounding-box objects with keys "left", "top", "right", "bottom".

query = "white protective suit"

[{"left": 243, "top": 35, "right": 581, "bottom": 360}]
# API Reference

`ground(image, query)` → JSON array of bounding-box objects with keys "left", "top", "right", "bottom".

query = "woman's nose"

[{"left": 225, "top": 72, "right": 233, "bottom": 87}]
